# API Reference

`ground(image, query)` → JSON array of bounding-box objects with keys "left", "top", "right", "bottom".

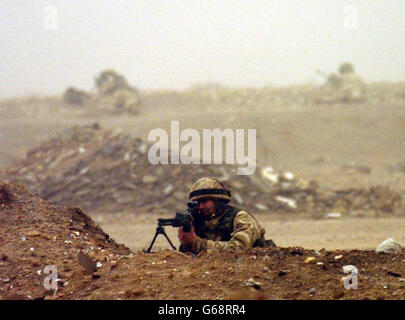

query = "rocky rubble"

[{"left": 1, "top": 125, "right": 403, "bottom": 216}]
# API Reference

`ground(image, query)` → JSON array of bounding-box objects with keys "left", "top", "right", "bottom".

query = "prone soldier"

[{"left": 177, "top": 177, "right": 275, "bottom": 254}]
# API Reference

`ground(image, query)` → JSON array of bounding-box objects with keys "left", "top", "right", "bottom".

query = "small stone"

[
  {"left": 123, "top": 153, "right": 131, "bottom": 161},
  {"left": 233, "top": 193, "right": 244, "bottom": 204},
  {"left": 325, "top": 212, "right": 342, "bottom": 219},
  {"left": 376, "top": 238, "right": 402, "bottom": 254},
  {"left": 262, "top": 167, "right": 279, "bottom": 184},
  {"left": 163, "top": 184, "right": 173, "bottom": 195},
  {"left": 255, "top": 203, "right": 268, "bottom": 211},
  {"left": 309, "top": 288, "right": 317, "bottom": 294},
  {"left": 242, "top": 278, "right": 261, "bottom": 289},
  {"left": 139, "top": 144, "right": 147, "bottom": 154},
  {"left": 78, "top": 251, "right": 97, "bottom": 274},
  {"left": 282, "top": 172, "right": 294, "bottom": 181},
  {"left": 142, "top": 175, "right": 157, "bottom": 184},
  {"left": 305, "top": 257, "right": 316, "bottom": 263},
  {"left": 275, "top": 196, "right": 297, "bottom": 209}
]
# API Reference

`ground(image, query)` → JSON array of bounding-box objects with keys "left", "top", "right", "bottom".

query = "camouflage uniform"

[
  {"left": 181, "top": 177, "right": 274, "bottom": 254},
  {"left": 318, "top": 63, "right": 365, "bottom": 103}
]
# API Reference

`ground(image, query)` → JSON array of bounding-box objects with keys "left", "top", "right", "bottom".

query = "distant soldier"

[
  {"left": 337, "top": 63, "right": 365, "bottom": 102},
  {"left": 94, "top": 70, "right": 141, "bottom": 114},
  {"left": 178, "top": 177, "right": 275, "bottom": 254},
  {"left": 317, "top": 62, "right": 365, "bottom": 103},
  {"left": 316, "top": 70, "right": 341, "bottom": 89},
  {"left": 95, "top": 70, "right": 130, "bottom": 96}
]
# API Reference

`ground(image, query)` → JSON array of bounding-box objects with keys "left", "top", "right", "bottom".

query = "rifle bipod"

[{"left": 144, "top": 225, "right": 177, "bottom": 253}]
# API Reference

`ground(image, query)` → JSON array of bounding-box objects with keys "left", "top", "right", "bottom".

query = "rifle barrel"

[{"left": 158, "top": 218, "right": 176, "bottom": 226}]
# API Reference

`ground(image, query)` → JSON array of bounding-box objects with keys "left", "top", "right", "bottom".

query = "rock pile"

[
  {"left": 1, "top": 125, "right": 403, "bottom": 215},
  {"left": 63, "top": 87, "right": 90, "bottom": 106}
]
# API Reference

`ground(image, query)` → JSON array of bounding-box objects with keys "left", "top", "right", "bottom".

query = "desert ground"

[
  {"left": 1, "top": 87, "right": 404, "bottom": 250},
  {"left": 0, "top": 85, "right": 404, "bottom": 299}
]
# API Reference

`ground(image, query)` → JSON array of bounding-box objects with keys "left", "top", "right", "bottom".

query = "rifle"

[
  {"left": 145, "top": 201, "right": 199, "bottom": 253},
  {"left": 316, "top": 70, "right": 341, "bottom": 87}
]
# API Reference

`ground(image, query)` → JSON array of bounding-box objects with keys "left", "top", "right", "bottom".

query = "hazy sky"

[{"left": 1, "top": 0, "right": 404, "bottom": 97}]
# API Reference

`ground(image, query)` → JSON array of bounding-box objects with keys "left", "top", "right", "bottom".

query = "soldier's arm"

[{"left": 191, "top": 211, "right": 264, "bottom": 253}]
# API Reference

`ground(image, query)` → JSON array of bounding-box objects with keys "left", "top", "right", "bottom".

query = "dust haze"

[{"left": 1, "top": 1, "right": 404, "bottom": 97}]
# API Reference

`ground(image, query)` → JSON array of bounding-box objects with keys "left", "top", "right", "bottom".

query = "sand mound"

[{"left": 0, "top": 181, "right": 130, "bottom": 300}]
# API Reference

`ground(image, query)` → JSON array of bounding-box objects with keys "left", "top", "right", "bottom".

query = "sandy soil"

[
  {"left": 0, "top": 88, "right": 404, "bottom": 300},
  {"left": 2, "top": 182, "right": 404, "bottom": 300}
]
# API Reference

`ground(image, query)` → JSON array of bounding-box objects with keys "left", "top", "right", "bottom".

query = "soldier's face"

[{"left": 198, "top": 199, "right": 216, "bottom": 218}]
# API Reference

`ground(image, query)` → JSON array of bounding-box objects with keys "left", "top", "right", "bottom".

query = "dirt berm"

[{"left": 0, "top": 182, "right": 404, "bottom": 300}]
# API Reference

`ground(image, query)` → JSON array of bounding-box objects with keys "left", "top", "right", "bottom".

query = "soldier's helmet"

[
  {"left": 339, "top": 63, "right": 355, "bottom": 74},
  {"left": 189, "top": 177, "right": 231, "bottom": 203}
]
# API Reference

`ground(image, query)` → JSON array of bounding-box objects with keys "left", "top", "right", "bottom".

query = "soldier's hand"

[{"left": 178, "top": 226, "right": 196, "bottom": 246}]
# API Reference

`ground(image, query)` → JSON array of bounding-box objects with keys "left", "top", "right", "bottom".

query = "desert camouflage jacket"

[{"left": 187, "top": 205, "right": 268, "bottom": 254}]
